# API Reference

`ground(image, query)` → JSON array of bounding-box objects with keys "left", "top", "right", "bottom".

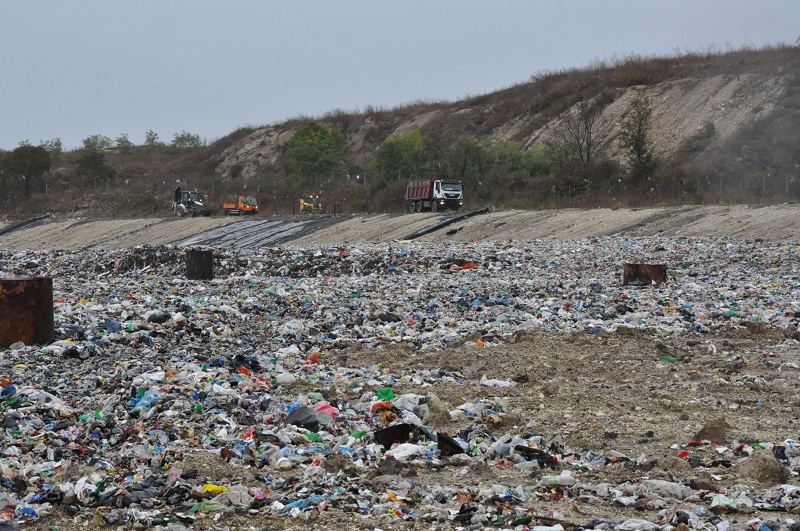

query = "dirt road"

[{"left": 1, "top": 204, "right": 799, "bottom": 250}]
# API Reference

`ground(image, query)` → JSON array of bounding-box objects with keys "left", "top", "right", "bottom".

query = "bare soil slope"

[{"left": 214, "top": 70, "right": 790, "bottom": 183}]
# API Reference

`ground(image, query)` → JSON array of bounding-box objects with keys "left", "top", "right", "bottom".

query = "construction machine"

[
  {"left": 175, "top": 189, "right": 213, "bottom": 217},
  {"left": 299, "top": 195, "right": 323, "bottom": 213},
  {"left": 222, "top": 195, "right": 259, "bottom": 216},
  {"left": 406, "top": 179, "right": 463, "bottom": 213}
]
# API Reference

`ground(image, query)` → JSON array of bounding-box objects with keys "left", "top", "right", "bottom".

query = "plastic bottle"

[
  {"left": 488, "top": 434, "right": 512, "bottom": 458},
  {"left": 537, "top": 473, "right": 577, "bottom": 486},
  {"left": 132, "top": 390, "right": 160, "bottom": 415}
]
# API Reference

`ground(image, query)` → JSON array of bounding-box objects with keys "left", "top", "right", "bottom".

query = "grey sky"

[{"left": 2, "top": 1, "right": 798, "bottom": 151}]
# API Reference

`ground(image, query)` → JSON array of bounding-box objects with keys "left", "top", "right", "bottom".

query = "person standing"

[{"left": 173, "top": 186, "right": 181, "bottom": 212}]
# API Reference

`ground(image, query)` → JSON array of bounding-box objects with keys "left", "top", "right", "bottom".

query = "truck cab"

[{"left": 223, "top": 195, "right": 259, "bottom": 216}]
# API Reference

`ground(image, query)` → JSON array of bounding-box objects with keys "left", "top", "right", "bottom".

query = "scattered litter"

[{"left": 1, "top": 236, "right": 799, "bottom": 528}]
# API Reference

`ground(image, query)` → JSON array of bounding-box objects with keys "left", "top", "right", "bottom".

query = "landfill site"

[{"left": 1, "top": 204, "right": 800, "bottom": 531}]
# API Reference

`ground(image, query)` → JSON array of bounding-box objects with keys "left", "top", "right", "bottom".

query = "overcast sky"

[{"left": 1, "top": 1, "right": 798, "bottom": 151}]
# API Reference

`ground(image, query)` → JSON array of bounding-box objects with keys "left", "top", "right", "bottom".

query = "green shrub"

[{"left": 679, "top": 122, "right": 716, "bottom": 153}]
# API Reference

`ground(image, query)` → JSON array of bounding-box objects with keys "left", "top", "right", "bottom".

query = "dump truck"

[
  {"left": 222, "top": 195, "right": 259, "bottom": 216},
  {"left": 299, "top": 195, "right": 323, "bottom": 213},
  {"left": 406, "top": 179, "right": 463, "bottom": 212},
  {"left": 175, "top": 189, "right": 213, "bottom": 217}
]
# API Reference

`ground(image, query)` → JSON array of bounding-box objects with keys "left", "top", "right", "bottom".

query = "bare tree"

[{"left": 545, "top": 99, "right": 612, "bottom": 170}]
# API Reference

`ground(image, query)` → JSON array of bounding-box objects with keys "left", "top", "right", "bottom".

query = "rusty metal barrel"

[
  {"left": 185, "top": 250, "right": 214, "bottom": 280},
  {"left": 0, "top": 276, "right": 54, "bottom": 347},
  {"left": 623, "top": 263, "right": 667, "bottom": 286}
]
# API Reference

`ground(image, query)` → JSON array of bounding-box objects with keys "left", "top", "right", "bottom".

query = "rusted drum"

[
  {"left": 185, "top": 250, "right": 214, "bottom": 280},
  {"left": 0, "top": 276, "right": 54, "bottom": 347},
  {"left": 623, "top": 263, "right": 667, "bottom": 286}
]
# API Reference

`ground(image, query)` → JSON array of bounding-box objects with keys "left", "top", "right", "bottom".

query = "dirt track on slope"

[{"left": 1, "top": 204, "right": 798, "bottom": 250}]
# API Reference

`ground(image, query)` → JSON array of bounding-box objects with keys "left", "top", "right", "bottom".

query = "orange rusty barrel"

[
  {"left": 623, "top": 263, "right": 667, "bottom": 286},
  {"left": 185, "top": 250, "right": 214, "bottom": 280},
  {"left": 0, "top": 276, "right": 54, "bottom": 347}
]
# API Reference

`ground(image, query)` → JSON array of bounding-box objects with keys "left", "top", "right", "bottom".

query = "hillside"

[
  {"left": 216, "top": 73, "right": 785, "bottom": 182},
  {"left": 2, "top": 45, "right": 799, "bottom": 220}
]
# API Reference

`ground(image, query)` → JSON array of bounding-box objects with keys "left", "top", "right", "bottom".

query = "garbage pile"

[{"left": 1, "top": 236, "right": 799, "bottom": 530}]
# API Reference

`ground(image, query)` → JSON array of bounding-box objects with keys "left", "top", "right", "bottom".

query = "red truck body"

[{"left": 406, "top": 180, "right": 434, "bottom": 201}]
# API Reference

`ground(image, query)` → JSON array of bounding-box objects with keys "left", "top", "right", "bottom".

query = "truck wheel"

[
  {"left": 409, "top": 202, "right": 416, "bottom": 213},
  {"left": 431, "top": 201, "right": 438, "bottom": 212}
]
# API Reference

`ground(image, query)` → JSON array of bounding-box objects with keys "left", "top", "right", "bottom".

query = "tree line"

[{"left": 0, "top": 131, "right": 205, "bottom": 203}]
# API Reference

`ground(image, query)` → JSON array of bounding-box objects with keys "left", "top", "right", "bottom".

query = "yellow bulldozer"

[{"left": 299, "top": 195, "right": 323, "bottom": 214}]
